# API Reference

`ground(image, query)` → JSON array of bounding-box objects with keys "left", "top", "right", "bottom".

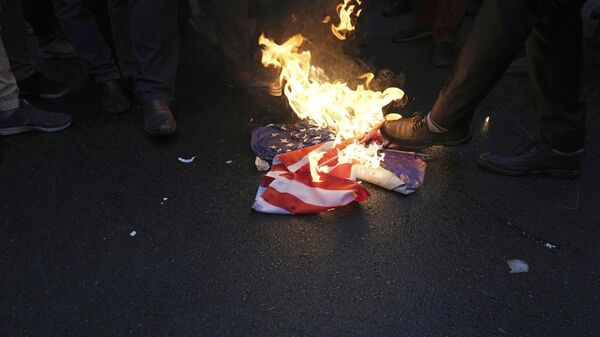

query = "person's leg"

[
  {"left": 51, "top": 0, "right": 120, "bottom": 82},
  {"left": 430, "top": 0, "right": 468, "bottom": 66},
  {"left": 106, "top": 0, "right": 135, "bottom": 79},
  {"left": 0, "top": 0, "right": 35, "bottom": 82},
  {"left": 414, "top": 0, "right": 436, "bottom": 30},
  {"left": 21, "top": 0, "right": 78, "bottom": 59},
  {"left": 392, "top": 0, "right": 435, "bottom": 42},
  {"left": 21, "top": 0, "right": 59, "bottom": 36},
  {"left": 0, "top": 0, "right": 70, "bottom": 98},
  {"left": 526, "top": 1, "right": 585, "bottom": 152},
  {"left": 382, "top": 0, "right": 534, "bottom": 149},
  {"left": 127, "top": 0, "right": 178, "bottom": 135},
  {"left": 428, "top": 0, "right": 533, "bottom": 130},
  {"left": 127, "top": 0, "right": 178, "bottom": 103},
  {"left": 431, "top": 0, "right": 468, "bottom": 44},
  {"left": 201, "top": 0, "right": 256, "bottom": 87},
  {"left": 0, "top": 3, "right": 72, "bottom": 136},
  {"left": 0, "top": 14, "right": 19, "bottom": 112}
]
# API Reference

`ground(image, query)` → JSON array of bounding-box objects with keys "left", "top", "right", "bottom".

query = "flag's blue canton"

[{"left": 251, "top": 121, "right": 336, "bottom": 159}]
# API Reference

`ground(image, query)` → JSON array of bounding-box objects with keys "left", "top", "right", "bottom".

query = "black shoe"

[
  {"left": 382, "top": 0, "right": 413, "bottom": 17},
  {"left": 143, "top": 100, "right": 176, "bottom": 136},
  {"left": 97, "top": 79, "right": 131, "bottom": 114},
  {"left": 0, "top": 99, "right": 72, "bottom": 136},
  {"left": 17, "top": 72, "right": 70, "bottom": 99},
  {"left": 392, "top": 26, "right": 433, "bottom": 43},
  {"left": 381, "top": 113, "right": 472, "bottom": 150},
  {"left": 478, "top": 141, "right": 582, "bottom": 179},
  {"left": 432, "top": 42, "right": 457, "bottom": 67}
]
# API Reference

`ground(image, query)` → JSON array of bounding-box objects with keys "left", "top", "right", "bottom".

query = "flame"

[
  {"left": 329, "top": 0, "right": 362, "bottom": 40},
  {"left": 259, "top": 0, "right": 405, "bottom": 182},
  {"left": 259, "top": 34, "right": 404, "bottom": 141}
]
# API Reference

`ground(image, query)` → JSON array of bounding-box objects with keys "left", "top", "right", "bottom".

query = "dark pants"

[
  {"left": 21, "top": 0, "right": 60, "bottom": 36},
  {"left": 415, "top": 0, "right": 469, "bottom": 43},
  {"left": 429, "top": 0, "right": 586, "bottom": 151},
  {"left": 51, "top": 0, "right": 179, "bottom": 103},
  {"left": 0, "top": 0, "right": 36, "bottom": 83}
]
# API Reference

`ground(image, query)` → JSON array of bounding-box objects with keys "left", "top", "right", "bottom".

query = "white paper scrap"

[
  {"left": 255, "top": 157, "right": 270, "bottom": 171},
  {"left": 130, "top": 230, "right": 137, "bottom": 237},
  {"left": 178, "top": 157, "right": 196, "bottom": 164},
  {"left": 507, "top": 259, "right": 529, "bottom": 273}
]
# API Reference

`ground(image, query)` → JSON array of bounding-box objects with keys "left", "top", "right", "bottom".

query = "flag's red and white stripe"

[{"left": 252, "top": 141, "right": 369, "bottom": 214}]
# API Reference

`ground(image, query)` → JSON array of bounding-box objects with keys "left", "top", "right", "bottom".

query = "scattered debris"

[
  {"left": 130, "top": 230, "right": 137, "bottom": 237},
  {"left": 178, "top": 157, "right": 196, "bottom": 164},
  {"left": 481, "top": 116, "right": 490, "bottom": 135},
  {"left": 226, "top": 160, "right": 233, "bottom": 164},
  {"left": 255, "top": 156, "right": 270, "bottom": 171},
  {"left": 507, "top": 259, "right": 529, "bottom": 273},
  {"left": 163, "top": 197, "right": 168, "bottom": 201},
  {"left": 543, "top": 242, "right": 557, "bottom": 250}
]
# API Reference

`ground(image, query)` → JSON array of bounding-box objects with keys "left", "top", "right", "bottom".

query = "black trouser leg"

[
  {"left": 126, "top": 0, "right": 178, "bottom": 103},
  {"left": 105, "top": 0, "right": 135, "bottom": 78},
  {"left": 0, "top": 0, "right": 36, "bottom": 81},
  {"left": 429, "top": 0, "right": 533, "bottom": 130},
  {"left": 21, "top": 0, "right": 60, "bottom": 36},
  {"left": 51, "top": 0, "right": 120, "bottom": 82},
  {"left": 526, "top": 2, "right": 585, "bottom": 152}
]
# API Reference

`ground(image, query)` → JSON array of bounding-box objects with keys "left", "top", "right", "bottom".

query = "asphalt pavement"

[{"left": 1, "top": 3, "right": 599, "bottom": 337}]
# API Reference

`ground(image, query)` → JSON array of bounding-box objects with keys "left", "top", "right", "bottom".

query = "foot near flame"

[{"left": 381, "top": 113, "right": 471, "bottom": 150}]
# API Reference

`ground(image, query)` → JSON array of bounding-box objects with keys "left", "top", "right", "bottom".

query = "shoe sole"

[
  {"left": 20, "top": 87, "right": 71, "bottom": 99},
  {"left": 392, "top": 31, "right": 433, "bottom": 43},
  {"left": 103, "top": 102, "right": 132, "bottom": 114},
  {"left": 477, "top": 159, "right": 580, "bottom": 179},
  {"left": 383, "top": 129, "right": 473, "bottom": 150},
  {"left": 144, "top": 124, "right": 177, "bottom": 136},
  {"left": 0, "top": 122, "right": 72, "bottom": 136}
]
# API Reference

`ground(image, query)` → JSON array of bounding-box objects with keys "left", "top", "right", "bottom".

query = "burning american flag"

[{"left": 252, "top": 1, "right": 425, "bottom": 214}]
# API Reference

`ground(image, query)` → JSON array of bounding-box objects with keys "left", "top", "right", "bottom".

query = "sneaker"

[
  {"left": 17, "top": 72, "right": 70, "bottom": 99},
  {"left": 381, "top": 113, "right": 472, "bottom": 150},
  {"left": 432, "top": 42, "right": 457, "bottom": 67},
  {"left": 478, "top": 141, "right": 582, "bottom": 179},
  {"left": 37, "top": 34, "right": 78, "bottom": 59},
  {"left": 0, "top": 99, "right": 72, "bottom": 136},
  {"left": 382, "top": 0, "right": 413, "bottom": 17},
  {"left": 392, "top": 27, "right": 433, "bottom": 43}
]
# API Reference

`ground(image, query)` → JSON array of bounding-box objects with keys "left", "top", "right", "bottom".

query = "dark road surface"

[{"left": 2, "top": 3, "right": 599, "bottom": 337}]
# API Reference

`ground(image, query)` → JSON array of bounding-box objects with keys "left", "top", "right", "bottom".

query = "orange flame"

[
  {"left": 259, "top": 34, "right": 404, "bottom": 141},
  {"left": 329, "top": 0, "right": 362, "bottom": 40}
]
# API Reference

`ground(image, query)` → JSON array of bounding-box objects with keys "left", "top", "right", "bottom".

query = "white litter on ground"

[
  {"left": 544, "top": 242, "right": 557, "bottom": 249},
  {"left": 507, "top": 259, "right": 529, "bottom": 273},
  {"left": 163, "top": 197, "right": 168, "bottom": 201},
  {"left": 130, "top": 230, "right": 137, "bottom": 237},
  {"left": 255, "top": 156, "right": 270, "bottom": 171},
  {"left": 178, "top": 157, "right": 196, "bottom": 164},
  {"left": 226, "top": 160, "right": 233, "bottom": 164}
]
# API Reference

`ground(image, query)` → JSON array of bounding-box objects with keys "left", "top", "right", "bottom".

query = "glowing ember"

[{"left": 329, "top": 0, "right": 362, "bottom": 40}]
